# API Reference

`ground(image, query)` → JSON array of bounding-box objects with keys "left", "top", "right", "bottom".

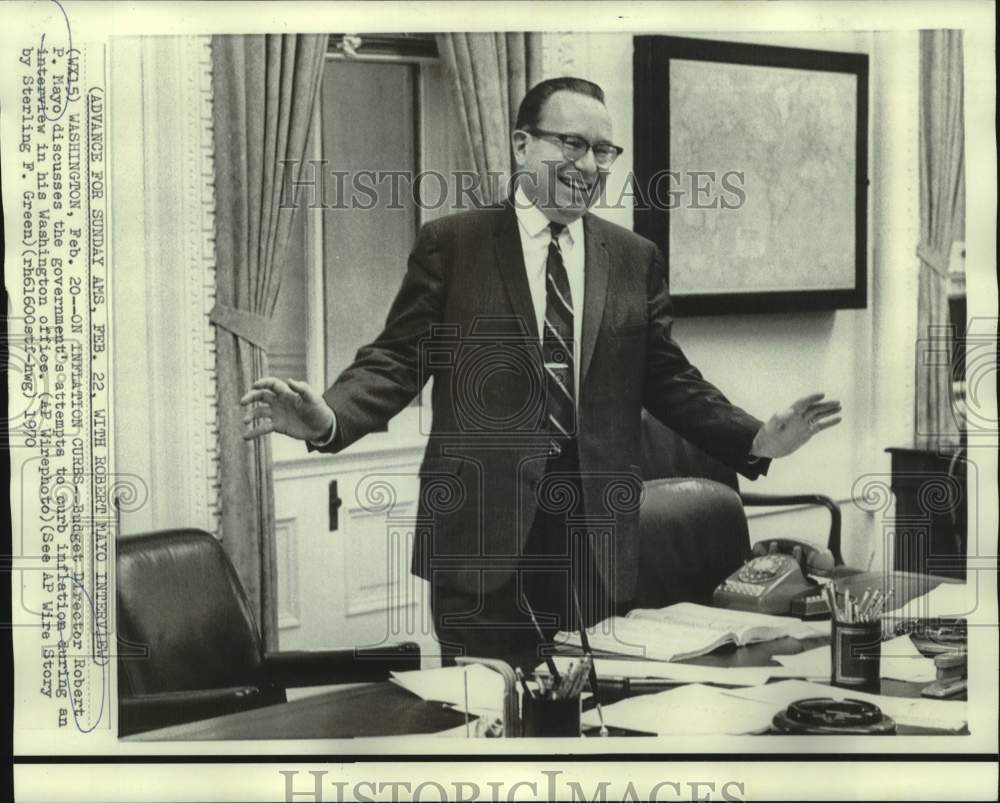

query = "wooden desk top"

[
  {"left": 129, "top": 571, "right": 964, "bottom": 741},
  {"left": 128, "top": 681, "right": 466, "bottom": 741}
]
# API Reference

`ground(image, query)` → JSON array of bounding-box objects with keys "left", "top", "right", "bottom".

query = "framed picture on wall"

[{"left": 633, "top": 36, "right": 869, "bottom": 315}]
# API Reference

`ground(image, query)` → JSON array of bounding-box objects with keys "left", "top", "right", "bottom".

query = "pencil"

[
  {"left": 858, "top": 589, "right": 871, "bottom": 618},
  {"left": 515, "top": 666, "right": 534, "bottom": 700},
  {"left": 570, "top": 654, "right": 592, "bottom": 698},
  {"left": 572, "top": 585, "right": 608, "bottom": 736},
  {"left": 463, "top": 668, "right": 470, "bottom": 737},
  {"left": 522, "top": 593, "right": 562, "bottom": 685},
  {"left": 556, "top": 662, "right": 576, "bottom": 698},
  {"left": 824, "top": 583, "right": 838, "bottom": 621}
]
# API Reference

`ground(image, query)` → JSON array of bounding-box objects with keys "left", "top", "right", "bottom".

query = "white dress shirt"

[
  {"left": 313, "top": 190, "right": 587, "bottom": 446},
  {"left": 513, "top": 185, "right": 585, "bottom": 401}
]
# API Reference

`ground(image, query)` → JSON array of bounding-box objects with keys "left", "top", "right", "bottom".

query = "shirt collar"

[{"left": 513, "top": 184, "right": 582, "bottom": 247}]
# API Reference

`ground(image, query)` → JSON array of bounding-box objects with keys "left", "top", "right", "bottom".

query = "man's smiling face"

[{"left": 512, "top": 90, "right": 614, "bottom": 225}]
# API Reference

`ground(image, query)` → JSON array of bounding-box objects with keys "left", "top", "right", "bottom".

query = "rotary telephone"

[{"left": 713, "top": 539, "right": 838, "bottom": 618}]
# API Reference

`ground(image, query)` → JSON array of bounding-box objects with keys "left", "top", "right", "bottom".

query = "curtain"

[
  {"left": 437, "top": 33, "right": 543, "bottom": 204},
  {"left": 914, "top": 30, "right": 965, "bottom": 449},
  {"left": 210, "top": 34, "right": 326, "bottom": 648}
]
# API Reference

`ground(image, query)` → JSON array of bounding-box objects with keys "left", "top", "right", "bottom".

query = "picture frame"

[{"left": 633, "top": 36, "right": 869, "bottom": 315}]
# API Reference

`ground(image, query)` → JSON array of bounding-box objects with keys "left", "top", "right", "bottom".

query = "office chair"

[
  {"left": 116, "top": 528, "right": 421, "bottom": 736},
  {"left": 633, "top": 411, "right": 843, "bottom": 609}
]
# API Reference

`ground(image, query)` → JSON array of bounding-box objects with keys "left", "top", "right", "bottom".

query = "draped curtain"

[
  {"left": 210, "top": 34, "right": 326, "bottom": 648},
  {"left": 436, "top": 33, "right": 543, "bottom": 204},
  {"left": 914, "top": 30, "right": 965, "bottom": 449}
]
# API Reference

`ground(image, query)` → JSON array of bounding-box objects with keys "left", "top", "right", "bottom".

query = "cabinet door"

[{"left": 272, "top": 439, "right": 439, "bottom": 662}]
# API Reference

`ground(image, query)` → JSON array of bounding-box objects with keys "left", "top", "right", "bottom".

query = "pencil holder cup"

[
  {"left": 522, "top": 692, "right": 581, "bottom": 737},
  {"left": 831, "top": 619, "right": 882, "bottom": 692}
]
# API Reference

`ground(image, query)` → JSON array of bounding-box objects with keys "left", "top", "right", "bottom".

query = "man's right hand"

[{"left": 240, "top": 377, "right": 335, "bottom": 443}]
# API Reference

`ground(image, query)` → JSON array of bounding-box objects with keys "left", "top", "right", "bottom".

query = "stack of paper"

[
  {"left": 771, "top": 635, "right": 938, "bottom": 683},
  {"left": 391, "top": 665, "right": 504, "bottom": 716},
  {"left": 724, "top": 679, "right": 967, "bottom": 731},
  {"left": 581, "top": 683, "right": 776, "bottom": 735}
]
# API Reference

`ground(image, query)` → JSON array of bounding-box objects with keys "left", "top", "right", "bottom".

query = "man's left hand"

[{"left": 751, "top": 392, "right": 842, "bottom": 459}]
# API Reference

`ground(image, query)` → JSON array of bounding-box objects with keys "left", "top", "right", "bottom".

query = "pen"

[
  {"left": 863, "top": 589, "right": 881, "bottom": 621},
  {"left": 556, "top": 662, "right": 577, "bottom": 699},
  {"left": 570, "top": 654, "right": 592, "bottom": 698},
  {"left": 572, "top": 585, "right": 608, "bottom": 736},
  {"left": 824, "top": 583, "right": 838, "bottom": 621},
  {"left": 463, "top": 668, "right": 470, "bottom": 738},
  {"left": 858, "top": 589, "right": 871, "bottom": 618},
  {"left": 844, "top": 588, "right": 852, "bottom": 623},
  {"left": 858, "top": 589, "right": 874, "bottom": 621},
  {"left": 871, "top": 590, "right": 884, "bottom": 617},
  {"left": 522, "top": 594, "right": 562, "bottom": 686},
  {"left": 515, "top": 667, "right": 534, "bottom": 700}
]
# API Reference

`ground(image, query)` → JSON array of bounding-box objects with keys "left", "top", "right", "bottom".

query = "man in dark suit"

[{"left": 242, "top": 77, "right": 841, "bottom": 668}]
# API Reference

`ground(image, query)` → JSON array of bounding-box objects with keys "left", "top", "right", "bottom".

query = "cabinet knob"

[{"left": 329, "top": 479, "right": 343, "bottom": 531}]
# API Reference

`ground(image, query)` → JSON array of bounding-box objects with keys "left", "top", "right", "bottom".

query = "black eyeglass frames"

[{"left": 524, "top": 128, "right": 624, "bottom": 168}]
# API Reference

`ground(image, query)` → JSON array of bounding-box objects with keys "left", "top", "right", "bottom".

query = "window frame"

[{"left": 271, "top": 38, "right": 442, "bottom": 464}]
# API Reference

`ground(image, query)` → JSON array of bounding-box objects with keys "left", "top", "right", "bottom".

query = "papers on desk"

[
  {"left": 887, "top": 583, "right": 971, "bottom": 620},
  {"left": 537, "top": 655, "right": 777, "bottom": 687},
  {"left": 725, "top": 679, "right": 967, "bottom": 731},
  {"left": 581, "top": 683, "right": 776, "bottom": 735},
  {"left": 556, "top": 602, "right": 830, "bottom": 662},
  {"left": 772, "top": 635, "right": 938, "bottom": 683},
  {"left": 390, "top": 665, "right": 503, "bottom": 716}
]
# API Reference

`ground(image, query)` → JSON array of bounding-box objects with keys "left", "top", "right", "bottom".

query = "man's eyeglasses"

[{"left": 525, "top": 128, "right": 624, "bottom": 168}]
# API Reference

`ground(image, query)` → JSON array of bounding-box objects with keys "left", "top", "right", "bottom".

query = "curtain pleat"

[
  {"left": 437, "top": 33, "right": 543, "bottom": 204},
  {"left": 914, "top": 30, "right": 965, "bottom": 449},
  {"left": 210, "top": 34, "right": 326, "bottom": 648}
]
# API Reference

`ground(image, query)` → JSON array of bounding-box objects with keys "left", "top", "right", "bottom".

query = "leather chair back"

[
  {"left": 638, "top": 409, "right": 739, "bottom": 489},
  {"left": 117, "top": 529, "right": 265, "bottom": 696},
  {"left": 635, "top": 477, "right": 751, "bottom": 609},
  {"left": 633, "top": 411, "right": 750, "bottom": 609}
]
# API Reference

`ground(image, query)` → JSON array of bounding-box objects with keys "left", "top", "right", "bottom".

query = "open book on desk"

[{"left": 556, "top": 602, "right": 826, "bottom": 662}]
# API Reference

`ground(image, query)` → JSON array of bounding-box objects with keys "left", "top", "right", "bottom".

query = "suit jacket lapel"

[
  {"left": 492, "top": 203, "right": 539, "bottom": 340},
  {"left": 580, "top": 214, "right": 610, "bottom": 386}
]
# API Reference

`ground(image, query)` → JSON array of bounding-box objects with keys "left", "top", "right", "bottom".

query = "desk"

[
  {"left": 129, "top": 572, "right": 963, "bottom": 741},
  {"left": 128, "top": 682, "right": 467, "bottom": 740}
]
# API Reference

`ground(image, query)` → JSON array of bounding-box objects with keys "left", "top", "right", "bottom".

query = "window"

[{"left": 269, "top": 35, "right": 470, "bottom": 405}]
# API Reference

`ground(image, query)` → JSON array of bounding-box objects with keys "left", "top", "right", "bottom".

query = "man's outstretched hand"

[
  {"left": 751, "top": 392, "right": 842, "bottom": 459},
  {"left": 240, "top": 377, "right": 335, "bottom": 442}
]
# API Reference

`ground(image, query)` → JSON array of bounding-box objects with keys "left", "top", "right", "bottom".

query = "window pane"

[{"left": 321, "top": 61, "right": 418, "bottom": 389}]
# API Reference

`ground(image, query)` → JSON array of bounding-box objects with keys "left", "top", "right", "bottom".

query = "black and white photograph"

[{"left": 3, "top": 2, "right": 997, "bottom": 801}]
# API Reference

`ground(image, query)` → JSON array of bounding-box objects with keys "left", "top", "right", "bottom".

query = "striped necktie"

[{"left": 542, "top": 221, "right": 576, "bottom": 449}]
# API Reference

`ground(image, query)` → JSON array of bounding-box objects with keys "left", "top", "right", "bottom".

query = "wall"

[
  {"left": 108, "top": 30, "right": 923, "bottom": 584},
  {"left": 109, "top": 37, "right": 221, "bottom": 537},
  {"left": 544, "top": 31, "right": 921, "bottom": 569}
]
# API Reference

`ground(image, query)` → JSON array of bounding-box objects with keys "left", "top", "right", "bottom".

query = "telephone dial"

[{"left": 713, "top": 539, "right": 840, "bottom": 618}]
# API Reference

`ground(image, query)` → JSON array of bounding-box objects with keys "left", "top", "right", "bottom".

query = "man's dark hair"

[{"left": 514, "top": 77, "right": 606, "bottom": 130}]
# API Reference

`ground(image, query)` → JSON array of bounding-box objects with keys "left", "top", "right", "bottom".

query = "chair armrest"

[
  {"left": 263, "top": 642, "right": 422, "bottom": 688},
  {"left": 739, "top": 492, "right": 843, "bottom": 566},
  {"left": 119, "top": 686, "right": 272, "bottom": 736}
]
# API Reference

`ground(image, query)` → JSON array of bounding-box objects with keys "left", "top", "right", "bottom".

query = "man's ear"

[{"left": 511, "top": 130, "right": 529, "bottom": 166}]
